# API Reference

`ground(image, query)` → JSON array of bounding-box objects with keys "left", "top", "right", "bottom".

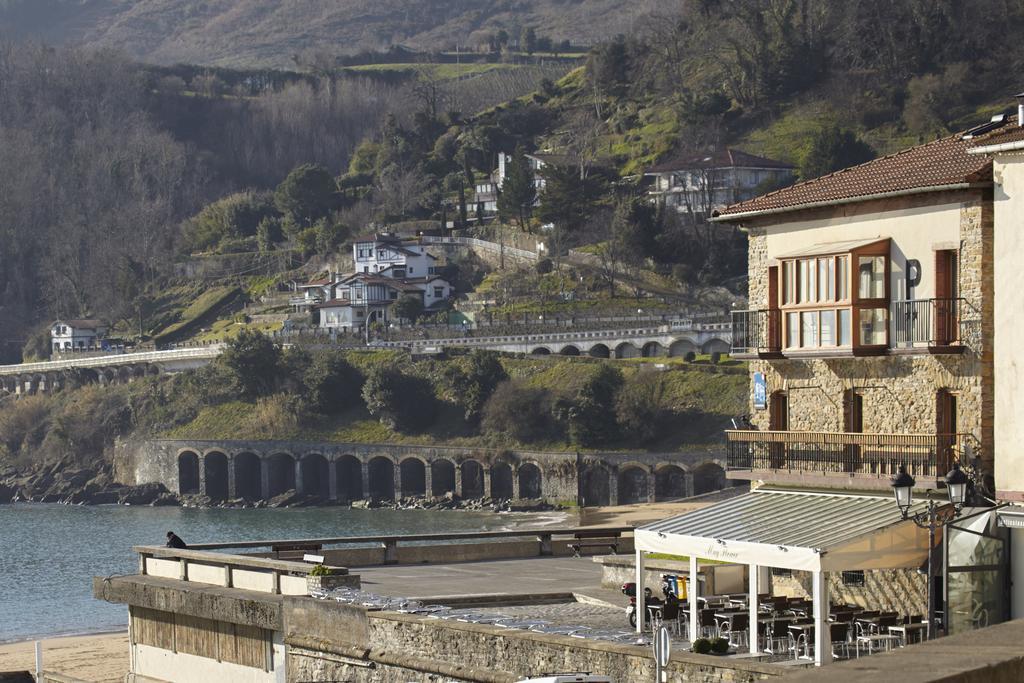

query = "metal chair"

[{"left": 830, "top": 622, "right": 852, "bottom": 659}]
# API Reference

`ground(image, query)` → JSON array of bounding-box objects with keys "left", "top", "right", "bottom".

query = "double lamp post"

[{"left": 890, "top": 462, "right": 972, "bottom": 637}]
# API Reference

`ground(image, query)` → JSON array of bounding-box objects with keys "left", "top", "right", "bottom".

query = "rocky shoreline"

[{"left": 0, "top": 460, "right": 559, "bottom": 512}]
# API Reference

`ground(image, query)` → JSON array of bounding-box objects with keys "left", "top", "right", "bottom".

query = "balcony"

[
  {"left": 891, "top": 298, "right": 965, "bottom": 352},
  {"left": 730, "top": 309, "right": 782, "bottom": 357},
  {"left": 726, "top": 430, "right": 964, "bottom": 489},
  {"left": 730, "top": 297, "right": 966, "bottom": 359}
]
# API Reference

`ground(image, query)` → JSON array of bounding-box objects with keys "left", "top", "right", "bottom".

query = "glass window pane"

[
  {"left": 799, "top": 260, "right": 810, "bottom": 303},
  {"left": 801, "top": 311, "right": 818, "bottom": 348},
  {"left": 839, "top": 309, "right": 851, "bottom": 346},
  {"left": 787, "top": 312, "right": 799, "bottom": 348},
  {"left": 858, "top": 307, "right": 887, "bottom": 345},
  {"left": 818, "top": 259, "right": 829, "bottom": 302},
  {"left": 782, "top": 261, "right": 792, "bottom": 305},
  {"left": 820, "top": 310, "right": 835, "bottom": 346},
  {"left": 837, "top": 256, "right": 848, "bottom": 300},
  {"left": 827, "top": 259, "right": 836, "bottom": 302},
  {"left": 858, "top": 256, "right": 885, "bottom": 299}
]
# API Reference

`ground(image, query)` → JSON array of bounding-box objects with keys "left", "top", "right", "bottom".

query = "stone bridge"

[
  {"left": 127, "top": 439, "right": 735, "bottom": 507},
  {"left": 0, "top": 347, "right": 222, "bottom": 396},
  {"left": 375, "top": 322, "right": 733, "bottom": 358}
]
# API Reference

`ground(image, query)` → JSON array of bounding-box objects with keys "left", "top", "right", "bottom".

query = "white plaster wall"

[
  {"left": 232, "top": 569, "right": 275, "bottom": 593},
  {"left": 145, "top": 557, "right": 181, "bottom": 580},
  {"left": 280, "top": 575, "right": 308, "bottom": 596},
  {"left": 187, "top": 562, "right": 229, "bottom": 587},
  {"left": 133, "top": 639, "right": 286, "bottom": 683},
  {"left": 994, "top": 155, "right": 1024, "bottom": 498},
  {"left": 763, "top": 201, "right": 963, "bottom": 301}
]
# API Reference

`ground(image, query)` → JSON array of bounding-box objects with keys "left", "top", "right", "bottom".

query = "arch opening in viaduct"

[
  {"left": 431, "top": 459, "right": 456, "bottom": 497},
  {"left": 490, "top": 463, "right": 513, "bottom": 499},
  {"left": 517, "top": 463, "right": 542, "bottom": 499},
  {"left": 400, "top": 458, "right": 427, "bottom": 497},
  {"left": 614, "top": 342, "right": 640, "bottom": 359},
  {"left": 581, "top": 466, "right": 610, "bottom": 506},
  {"left": 301, "top": 454, "right": 330, "bottom": 499},
  {"left": 266, "top": 453, "right": 296, "bottom": 497},
  {"left": 530, "top": 347, "right": 551, "bottom": 356},
  {"left": 460, "top": 460, "right": 484, "bottom": 498},
  {"left": 588, "top": 344, "right": 610, "bottom": 358},
  {"left": 204, "top": 451, "right": 229, "bottom": 500},
  {"left": 641, "top": 342, "right": 664, "bottom": 358},
  {"left": 336, "top": 455, "right": 362, "bottom": 502},
  {"left": 668, "top": 340, "right": 696, "bottom": 357},
  {"left": 559, "top": 345, "right": 580, "bottom": 356},
  {"left": 617, "top": 466, "right": 649, "bottom": 505},
  {"left": 692, "top": 462, "right": 727, "bottom": 496},
  {"left": 368, "top": 457, "right": 395, "bottom": 501},
  {"left": 655, "top": 465, "right": 687, "bottom": 501},
  {"left": 234, "top": 452, "right": 261, "bottom": 500},
  {"left": 178, "top": 451, "right": 200, "bottom": 495}
]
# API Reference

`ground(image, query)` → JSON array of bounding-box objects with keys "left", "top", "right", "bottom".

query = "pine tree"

[{"left": 496, "top": 147, "right": 536, "bottom": 231}]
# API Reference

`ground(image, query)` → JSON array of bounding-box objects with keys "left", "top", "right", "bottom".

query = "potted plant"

[
  {"left": 305, "top": 563, "right": 353, "bottom": 592},
  {"left": 691, "top": 638, "right": 712, "bottom": 654},
  {"left": 710, "top": 637, "right": 731, "bottom": 655}
]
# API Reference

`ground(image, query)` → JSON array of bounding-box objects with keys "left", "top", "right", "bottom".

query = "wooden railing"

[{"left": 726, "top": 430, "right": 965, "bottom": 480}]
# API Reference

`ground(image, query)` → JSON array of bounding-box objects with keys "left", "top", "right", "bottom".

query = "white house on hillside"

[
  {"left": 352, "top": 233, "right": 437, "bottom": 276},
  {"left": 51, "top": 319, "right": 108, "bottom": 352},
  {"left": 317, "top": 272, "right": 454, "bottom": 331},
  {"left": 645, "top": 148, "right": 795, "bottom": 215},
  {"left": 474, "top": 152, "right": 571, "bottom": 215}
]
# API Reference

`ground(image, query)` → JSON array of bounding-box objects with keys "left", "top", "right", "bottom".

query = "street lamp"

[{"left": 890, "top": 463, "right": 972, "bottom": 638}]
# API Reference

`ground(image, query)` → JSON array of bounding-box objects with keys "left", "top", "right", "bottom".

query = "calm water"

[{"left": 0, "top": 503, "right": 564, "bottom": 642}]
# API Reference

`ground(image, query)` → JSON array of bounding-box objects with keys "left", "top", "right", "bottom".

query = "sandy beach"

[{"left": 0, "top": 632, "right": 129, "bottom": 682}]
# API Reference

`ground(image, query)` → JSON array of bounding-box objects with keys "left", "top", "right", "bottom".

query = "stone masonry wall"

[
  {"left": 286, "top": 610, "right": 782, "bottom": 683},
  {"left": 771, "top": 569, "right": 926, "bottom": 618},
  {"left": 744, "top": 195, "right": 993, "bottom": 466}
]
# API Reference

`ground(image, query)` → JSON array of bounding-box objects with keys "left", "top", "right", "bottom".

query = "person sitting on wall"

[{"left": 166, "top": 531, "right": 187, "bottom": 549}]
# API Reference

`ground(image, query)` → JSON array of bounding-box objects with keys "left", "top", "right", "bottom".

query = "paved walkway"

[{"left": 357, "top": 556, "right": 610, "bottom": 601}]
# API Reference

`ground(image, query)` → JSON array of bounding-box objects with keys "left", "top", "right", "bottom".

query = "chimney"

[{"left": 1017, "top": 92, "right": 1024, "bottom": 127}]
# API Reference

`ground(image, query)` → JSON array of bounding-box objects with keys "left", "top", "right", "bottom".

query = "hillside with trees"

[
  {"left": 0, "top": 0, "right": 654, "bottom": 68},
  {"left": 3, "top": 1, "right": 1024, "bottom": 361}
]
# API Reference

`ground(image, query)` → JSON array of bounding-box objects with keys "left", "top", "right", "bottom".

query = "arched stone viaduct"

[
  {"left": 376, "top": 324, "right": 732, "bottom": 359},
  {"left": 0, "top": 348, "right": 220, "bottom": 397},
  {"left": 129, "top": 440, "right": 735, "bottom": 507}
]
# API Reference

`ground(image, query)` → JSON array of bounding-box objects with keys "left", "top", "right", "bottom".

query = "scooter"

[{"left": 621, "top": 574, "right": 680, "bottom": 628}]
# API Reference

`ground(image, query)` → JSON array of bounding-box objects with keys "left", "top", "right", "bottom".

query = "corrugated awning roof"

[
  {"left": 774, "top": 237, "right": 888, "bottom": 259},
  {"left": 636, "top": 489, "right": 933, "bottom": 572}
]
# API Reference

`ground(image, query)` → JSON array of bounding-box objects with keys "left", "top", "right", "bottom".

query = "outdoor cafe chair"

[
  {"left": 720, "top": 612, "right": 749, "bottom": 647},
  {"left": 699, "top": 608, "right": 719, "bottom": 638},
  {"left": 761, "top": 619, "right": 790, "bottom": 654},
  {"left": 830, "top": 622, "right": 852, "bottom": 659}
]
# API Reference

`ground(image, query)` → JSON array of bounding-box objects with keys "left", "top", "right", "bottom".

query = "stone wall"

[
  {"left": 286, "top": 608, "right": 784, "bottom": 683},
  {"left": 771, "top": 568, "right": 926, "bottom": 617}
]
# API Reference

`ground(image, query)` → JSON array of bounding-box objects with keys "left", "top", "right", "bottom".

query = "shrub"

[
  {"left": 441, "top": 350, "right": 508, "bottom": 421},
  {"left": 692, "top": 638, "right": 712, "bottom": 654},
  {"left": 302, "top": 351, "right": 363, "bottom": 415},
  {"left": 615, "top": 372, "right": 666, "bottom": 444},
  {"left": 361, "top": 367, "right": 437, "bottom": 433},
  {"left": 482, "top": 381, "right": 559, "bottom": 443},
  {"left": 710, "top": 351, "right": 722, "bottom": 365},
  {"left": 219, "top": 329, "right": 282, "bottom": 399},
  {"left": 566, "top": 365, "right": 623, "bottom": 447},
  {"left": 393, "top": 294, "right": 425, "bottom": 323},
  {"left": 535, "top": 258, "right": 553, "bottom": 274},
  {"left": 710, "top": 637, "right": 730, "bottom": 654},
  {"left": 684, "top": 351, "right": 696, "bottom": 363}
]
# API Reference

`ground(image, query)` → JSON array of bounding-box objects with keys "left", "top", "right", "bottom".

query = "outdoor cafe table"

[
  {"left": 856, "top": 634, "right": 901, "bottom": 657},
  {"left": 888, "top": 622, "right": 928, "bottom": 646},
  {"left": 787, "top": 623, "right": 815, "bottom": 659}
]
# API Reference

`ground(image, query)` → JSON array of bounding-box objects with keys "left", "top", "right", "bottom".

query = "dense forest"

[{"left": 2, "top": 0, "right": 1023, "bottom": 362}]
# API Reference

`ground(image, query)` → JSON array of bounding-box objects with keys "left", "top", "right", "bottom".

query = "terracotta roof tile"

[
  {"left": 714, "top": 124, "right": 1006, "bottom": 220},
  {"left": 967, "top": 116, "right": 1024, "bottom": 148}
]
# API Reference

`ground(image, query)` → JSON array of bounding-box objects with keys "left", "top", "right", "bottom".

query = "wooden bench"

[
  {"left": 568, "top": 530, "right": 621, "bottom": 557},
  {"left": 272, "top": 542, "right": 322, "bottom": 560}
]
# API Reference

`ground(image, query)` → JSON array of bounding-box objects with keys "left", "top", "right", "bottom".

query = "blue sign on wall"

[{"left": 753, "top": 372, "right": 767, "bottom": 410}]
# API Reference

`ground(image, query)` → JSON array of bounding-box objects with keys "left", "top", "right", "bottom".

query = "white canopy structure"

[{"left": 633, "top": 488, "right": 933, "bottom": 665}]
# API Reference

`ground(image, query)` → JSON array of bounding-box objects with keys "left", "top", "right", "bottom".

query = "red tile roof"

[
  {"left": 714, "top": 124, "right": 1007, "bottom": 220},
  {"left": 647, "top": 148, "right": 794, "bottom": 174},
  {"left": 966, "top": 115, "right": 1024, "bottom": 149}
]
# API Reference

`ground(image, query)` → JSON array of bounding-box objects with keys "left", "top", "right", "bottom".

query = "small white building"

[
  {"left": 475, "top": 152, "right": 570, "bottom": 215},
  {"left": 645, "top": 148, "right": 795, "bottom": 216},
  {"left": 51, "top": 319, "right": 108, "bottom": 352},
  {"left": 352, "top": 233, "right": 437, "bottom": 276},
  {"left": 317, "top": 272, "right": 454, "bottom": 331}
]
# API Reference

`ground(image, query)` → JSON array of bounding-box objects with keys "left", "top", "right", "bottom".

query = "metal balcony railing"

[
  {"left": 891, "top": 298, "right": 964, "bottom": 348},
  {"left": 726, "top": 430, "right": 964, "bottom": 480},
  {"left": 730, "top": 309, "right": 781, "bottom": 355}
]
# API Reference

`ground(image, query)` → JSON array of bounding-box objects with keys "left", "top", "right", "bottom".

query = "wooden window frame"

[{"left": 777, "top": 239, "right": 890, "bottom": 353}]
